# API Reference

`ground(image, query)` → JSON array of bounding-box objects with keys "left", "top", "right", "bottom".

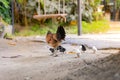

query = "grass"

[
  {"left": 14, "top": 20, "right": 110, "bottom": 36},
  {"left": 14, "top": 24, "right": 58, "bottom": 36},
  {"left": 66, "top": 20, "right": 110, "bottom": 34},
  {"left": 83, "top": 20, "right": 110, "bottom": 34}
]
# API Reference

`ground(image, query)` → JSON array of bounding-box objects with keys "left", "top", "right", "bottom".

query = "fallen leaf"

[
  {"left": 8, "top": 42, "right": 16, "bottom": 46},
  {"left": 67, "top": 51, "right": 76, "bottom": 54}
]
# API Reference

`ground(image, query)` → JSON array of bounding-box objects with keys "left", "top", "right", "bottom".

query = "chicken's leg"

[
  {"left": 53, "top": 48, "right": 58, "bottom": 57},
  {"left": 49, "top": 48, "right": 58, "bottom": 57},
  {"left": 49, "top": 48, "right": 54, "bottom": 56}
]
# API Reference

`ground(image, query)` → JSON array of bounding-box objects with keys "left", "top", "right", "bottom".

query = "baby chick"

[
  {"left": 92, "top": 46, "right": 97, "bottom": 53},
  {"left": 75, "top": 45, "right": 86, "bottom": 58}
]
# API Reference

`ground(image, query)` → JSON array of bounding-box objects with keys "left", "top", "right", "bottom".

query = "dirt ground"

[{"left": 0, "top": 38, "right": 120, "bottom": 80}]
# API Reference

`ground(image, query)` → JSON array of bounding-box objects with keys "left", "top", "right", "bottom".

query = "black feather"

[
  {"left": 57, "top": 46, "right": 66, "bottom": 52},
  {"left": 49, "top": 48, "right": 54, "bottom": 53},
  {"left": 81, "top": 45, "right": 86, "bottom": 51},
  {"left": 47, "top": 31, "right": 52, "bottom": 35},
  {"left": 56, "top": 25, "right": 66, "bottom": 41},
  {"left": 60, "top": 48, "right": 66, "bottom": 52}
]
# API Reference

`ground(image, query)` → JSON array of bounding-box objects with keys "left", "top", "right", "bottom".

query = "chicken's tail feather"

[
  {"left": 47, "top": 30, "right": 52, "bottom": 35},
  {"left": 56, "top": 25, "right": 66, "bottom": 41},
  {"left": 81, "top": 44, "right": 86, "bottom": 51}
]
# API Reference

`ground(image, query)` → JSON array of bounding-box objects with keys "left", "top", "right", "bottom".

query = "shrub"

[{"left": 0, "top": 0, "right": 11, "bottom": 24}]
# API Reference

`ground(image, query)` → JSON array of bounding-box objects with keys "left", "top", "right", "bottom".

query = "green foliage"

[
  {"left": 14, "top": 0, "right": 104, "bottom": 25},
  {"left": 82, "top": 0, "right": 93, "bottom": 22},
  {"left": 116, "top": 0, "right": 120, "bottom": 9},
  {"left": 92, "top": 12, "right": 104, "bottom": 21},
  {"left": 15, "top": 0, "right": 37, "bottom": 26},
  {"left": 0, "top": 0, "right": 11, "bottom": 24},
  {"left": 65, "top": 0, "right": 102, "bottom": 23},
  {"left": 82, "top": 0, "right": 102, "bottom": 22},
  {"left": 17, "top": 0, "right": 24, "bottom": 4},
  {"left": 90, "top": 0, "right": 101, "bottom": 9},
  {"left": 30, "top": 24, "right": 40, "bottom": 31}
]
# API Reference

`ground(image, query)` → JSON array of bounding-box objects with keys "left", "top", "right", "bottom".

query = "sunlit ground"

[{"left": 107, "top": 21, "right": 120, "bottom": 33}]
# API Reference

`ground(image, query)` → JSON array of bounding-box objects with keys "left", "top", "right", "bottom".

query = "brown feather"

[{"left": 46, "top": 26, "right": 66, "bottom": 48}]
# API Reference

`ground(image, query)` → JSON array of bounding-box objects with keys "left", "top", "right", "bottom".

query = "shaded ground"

[
  {"left": 62, "top": 52, "right": 120, "bottom": 80},
  {"left": 0, "top": 38, "right": 120, "bottom": 80}
]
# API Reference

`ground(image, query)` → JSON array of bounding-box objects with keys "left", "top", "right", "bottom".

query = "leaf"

[{"left": 0, "top": 0, "right": 9, "bottom": 8}]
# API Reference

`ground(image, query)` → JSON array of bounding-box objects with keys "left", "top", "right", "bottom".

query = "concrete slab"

[
  {"left": 16, "top": 34, "right": 120, "bottom": 49},
  {"left": 64, "top": 34, "right": 120, "bottom": 49}
]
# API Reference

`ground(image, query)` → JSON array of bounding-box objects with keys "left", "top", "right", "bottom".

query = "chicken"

[
  {"left": 75, "top": 44, "right": 86, "bottom": 58},
  {"left": 92, "top": 46, "right": 97, "bottom": 53},
  {"left": 80, "top": 45, "right": 86, "bottom": 52},
  {"left": 46, "top": 25, "right": 66, "bottom": 56}
]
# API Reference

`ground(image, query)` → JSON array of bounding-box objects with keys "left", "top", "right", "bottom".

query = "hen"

[{"left": 46, "top": 25, "right": 66, "bottom": 56}]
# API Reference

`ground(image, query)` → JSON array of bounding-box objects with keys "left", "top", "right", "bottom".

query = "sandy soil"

[{"left": 0, "top": 38, "right": 120, "bottom": 80}]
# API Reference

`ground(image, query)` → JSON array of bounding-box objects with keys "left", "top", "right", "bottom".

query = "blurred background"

[{"left": 0, "top": 0, "right": 120, "bottom": 36}]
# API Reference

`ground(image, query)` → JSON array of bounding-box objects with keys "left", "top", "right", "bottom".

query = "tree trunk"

[
  {"left": 115, "top": 9, "right": 120, "bottom": 21},
  {"left": 24, "top": 7, "right": 28, "bottom": 27}
]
